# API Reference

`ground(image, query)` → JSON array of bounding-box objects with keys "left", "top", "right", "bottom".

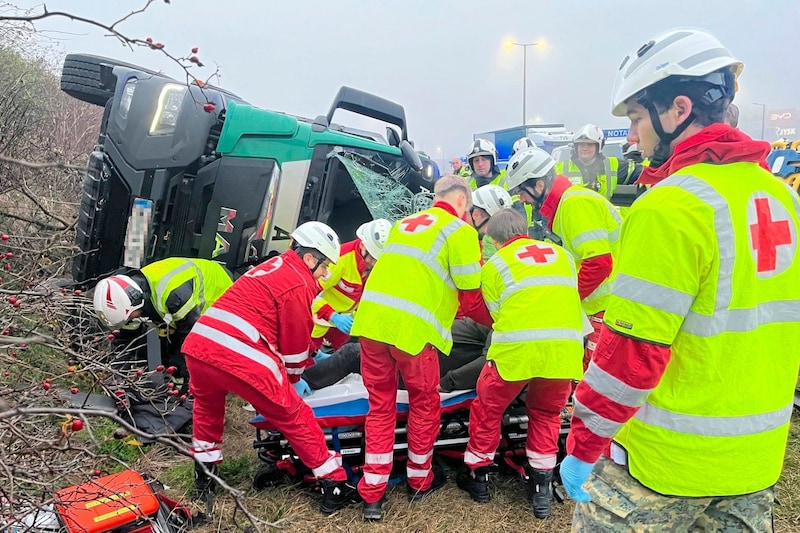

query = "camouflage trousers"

[{"left": 572, "top": 457, "right": 774, "bottom": 532}]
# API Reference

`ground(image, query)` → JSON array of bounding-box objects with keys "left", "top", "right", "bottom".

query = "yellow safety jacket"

[
  {"left": 457, "top": 166, "right": 472, "bottom": 178},
  {"left": 555, "top": 157, "right": 620, "bottom": 199},
  {"left": 141, "top": 258, "right": 232, "bottom": 331},
  {"left": 468, "top": 169, "right": 506, "bottom": 191},
  {"left": 608, "top": 162, "right": 800, "bottom": 496},
  {"left": 351, "top": 203, "right": 482, "bottom": 355},
  {"left": 311, "top": 239, "right": 368, "bottom": 339},
  {"left": 551, "top": 186, "right": 621, "bottom": 315},
  {"left": 482, "top": 236, "right": 584, "bottom": 381}
]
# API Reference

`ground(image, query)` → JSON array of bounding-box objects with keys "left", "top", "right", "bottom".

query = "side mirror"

[{"left": 400, "top": 140, "right": 423, "bottom": 172}]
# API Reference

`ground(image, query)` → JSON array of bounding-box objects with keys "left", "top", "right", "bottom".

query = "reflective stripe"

[
  {"left": 492, "top": 328, "right": 584, "bottom": 344},
  {"left": 192, "top": 323, "right": 283, "bottom": 384},
  {"left": 363, "top": 472, "right": 390, "bottom": 485},
  {"left": 571, "top": 229, "right": 609, "bottom": 249},
  {"left": 282, "top": 350, "right": 309, "bottom": 364},
  {"left": 612, "top": 273, "right": 695, "bottom": 317},
  {"left": 572, "top": 397, "right": 624, "bottom": 438},
  {"left": 204, "top": 307, "right": 260, "bottom": 343},
  {"left": 407, "top": 467, "right": 430, "bottom": 478},
  {"left": 684, "top": 300, "right": 800, "bottom": 336},
  {"left": 366, "top": 452, "right": 394, "bottom": 464},
  {"left": 635, "top": 401, "right": 793, "bottom": 437},
  {"left": 360, "top": 290, "right": 452, "bottom": 344},
  {"left": 407, "top": 450, "right": 432, "bottom": 465},
  {"left": 451, "top": 262, "right": 481, "bottom": 276},
  {"left": 155, "top": 261, "right": 205, "bottom": 318},
  {"left": 384, "top": 243, "right": 455, "bottom": 289},
  {"left": 464, "top": 450, "right": 495, "bottom": 465},
  {"left": 192, "top": 438, "right": 222, "bottom": 463},
  {"left": 488, "top": 252, "right": 577, "bottom": 309},
  {"left": 583, "top": 281, "right": 610, "bottom": 303},
  {"left": 526, "top": 450, "right": 557, "bottom": 469},
  {"left": 312, "top": 451, "right": 342, "bottom": 478},
  {"left": 285, "top": 367, "right": 305, "bottom": 375},
  {"left": 582, "top": 362, "right": 652, "bottom": 408}
]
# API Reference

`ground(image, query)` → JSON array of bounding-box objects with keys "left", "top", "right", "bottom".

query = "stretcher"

[{"left": 250, "top": 374, "right": 571, "bottom": 489}]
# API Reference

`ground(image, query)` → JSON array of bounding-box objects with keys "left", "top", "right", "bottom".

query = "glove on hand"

[
  {"left": 292, "top": 378, "right": 312, "bottom": 397},
  {"left": 330, "top": 312, "right": 354, "bottom": 334},
  {"left": 314, "top": 349, "right": 333, "bottom": 362},
  {"left": 559, "top": 455, "right": 594, "bottom": 502}
]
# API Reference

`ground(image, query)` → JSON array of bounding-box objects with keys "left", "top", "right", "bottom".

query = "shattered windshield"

[{"left": 329, "top": 148, "right": 434, "bottom": 223}]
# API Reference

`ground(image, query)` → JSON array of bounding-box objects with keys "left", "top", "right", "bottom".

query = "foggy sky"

[{"left": 11, "top": 0, "right": 800, "bottom": 163}]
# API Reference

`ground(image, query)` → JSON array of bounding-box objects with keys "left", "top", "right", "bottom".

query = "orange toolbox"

[{"left": 54, "top": 470, "right": 161, "bottom": 533}]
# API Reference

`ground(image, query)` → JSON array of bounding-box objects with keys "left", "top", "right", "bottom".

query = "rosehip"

[
  {"left": 154, "top": 42, "right": 164, "bottom": 49},
  {"left": 4, "top": 252, "right": 11, "bottom": 259},
  {"left": 135, "top": 369, "right": 143, "bottom": 377},
  {"left": 167, "top": 382, "right": 175, "bottom": 390},
  {"left": 2, "top": 330, "right": 9, "bottom": 335},
  {"left": 11, "top": 301, "right": 19, "bottom": 308},
  {"left": 107, "top": 334, "right": 115, "bottom": 340},
  {"left": 60, "top": 288, "right": 67, "bottom": 295},
  {"left": 92, "top": 469, "right": 102, "bottom": 476},
  {"left": 179, "top": 394, "right": 187, "bottom": 402},
  {"left": 70, "top": 387, "right": 79, "bottom": 394},
  {"left": 171, "top": 389, "right": 180, "bottom": 397},
  {"left": 74, "top": 290, "right": 82, "bottom": 296},
  {"left": 10, "top": 352, "right": 16, "bottom": 358},
  {"left": 2, "top": 371, "right": 9, "bottom": 377},
  {"left": 146, "top": 37, "right": 153, "bottom": 43},
  {"left": 191, "top": 47, "right": 198, "bottom": 53},
  {"left": 4, "top": 264, "right": 10, "bottom": 270},
  {"left": 71, "top": 419, "right": 84, "bottom": 431},
  {"left": 0, "top": 235, "right": 8, "bottom": 241},
  {"left": 19, "top": 344, "right": 26, "bottom": 349},
  {"left": 7, "top": 297, "right": 16, "bottom": 305},
  {"left": 156, "top": 365, "right": 164, "bottom": 372},
  {"left": 45, "top": 378, "right": 51, "bottom": 384},
  {"left": 165, "top": 366, "right": 176, "bottom": 375},
  {"left": 68, "top": 367, "right": 76, "bottom": 373},
  {"left": 203, "top": 103, "right": 215, "bottom": 113},
  {"left": 42, "top": 382, "right": 51, "bottom": 391}
]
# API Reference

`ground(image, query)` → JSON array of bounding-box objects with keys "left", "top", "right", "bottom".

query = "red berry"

[
  {"left": 0, "top": 235, "right": 8, "bottom": 241},
  {"left": 114, "top": 390, "right": 126, "bottom": 397},
  {"left": 203, "top": 103, "right": 216, "bottom": 113},
  {"left": 42, "top": 382, "right": 51, "bottom": 391},
  {"left": 156, "top": 365, "right": 164, "bottom": 372},
  {"left": 10, "top": 352, "right": 16, "bottom": 358},
  {"left": 44, "top": 378, "right": 51, "bottom": 384},
  {"left": 60, "top": 288, "right": 67, "bottom": 295},
  {"left": 2, "top": 371, "right": 9, "bottom": 377},
  {"left": 171, "top": 389, "right": 180, "bottom": 397},
  {"left": 1, "top": 330, "right": 8, "bottom": 336},
  {"left": 135, "top": 369, "right": 143, "bottom": 377},
  {"left": 71, "top": 419, "right": 84, "bottom": 431},
  {"left": 5, "top": 253, "right": 12, "bottom": 259},
  {"left": 154, "top": 42, "right": 164, "bottom": 49},
  {"left": 70, "top": 387, "right": 79, "bottom": 394},
  {"left": 179, "top": 394, "right": 187, "bottom": 402},
  {"left": 146, "top": 37, "right": 153, "bottom": 43},
  {"left": 19, "top": 344, "right": 26, "bottom": 349},
  {"left": 7, "top": 297, "right": 16, "bottom": 305},
  {"left": 74, "top": 290, "right": 82, "bottom": 296},
  {"left": 68, "top": 367, "right": 76, "bottom": 373},
  {"left": 167, "top": 382, "right": 175, "bottom": 390},
  {"left": 165, "top": 366, "right": 176, "bottom": 375},
  {"left": 11, "top": 301, "right": 19, "bottom": 309},
  {"left": 189, "top": 56, "right": 199, "bottom": 64},
  {"left": 191, "top": 47, "right": 199, "bottom": 54},
  {"left": 107, "top": 334, "right": 115, "bottom": 340},
  {"left": 92, "top": 469, "right": 102, "bottom": 477},
  {"left": 4, "top": 264, "right": 10, "bottom": 271}
]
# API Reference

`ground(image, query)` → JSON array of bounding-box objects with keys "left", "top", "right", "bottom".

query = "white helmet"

[
  {"left": 356, "top": 218, "right": 392, "bottom": 259},
  {"left": 612, "top": 28, "right": 743, "bottom": 117},
  {"left": 505, "top": 147, "right": 556, "bottom": 191},
  {"left": 467, "top": 138, "right": 498, "bottom": 167},
  {"left": 573, "top": 124, "right": 605, "bottom": 147},
  {"left": 93, "top": 275, "right": 145, "bottom": 328},
  {"left": 472, "top": 184, "right": 512, "bottom": 217},
  {"left": 291, "top": 221, "right": 341, "bottom": 263},
  {"left": 512, "top": 137, "right": 536, "bottom": 155}
]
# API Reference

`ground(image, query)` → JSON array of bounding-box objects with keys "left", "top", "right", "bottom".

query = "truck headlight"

[
  {"left": 149, "top": 83, "right": 186, "bottom": 135},
  {"left": 119, "top": 79, "right": 136, "bottom": 120}
]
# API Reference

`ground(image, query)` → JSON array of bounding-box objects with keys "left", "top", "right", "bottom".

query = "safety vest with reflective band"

[
  {"left": 468, "top": 169, "right": 506, "bottom": 191},
  {"left": 606, "top": 162, "right": 800, "bottom": 496},
  {"left": 551, "top": 186, "right": 621, "bottom": 315},
  {"left": 351, "top": 205, "right": 482, "bottom": 355},
  {"left": 554, "top": 157, "right": 620, "bottom": 199},
  {"left": 482, "top": 237, "right": 584, "bottom": 381},
  {"left": 312, "top": 240, "right": 367, "bottom": 337},
  {"left": 141, "top": 258, "right": 232, "bottom": 327}
]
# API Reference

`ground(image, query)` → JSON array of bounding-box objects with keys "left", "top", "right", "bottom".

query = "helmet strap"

[{"left": 646, "top": 103, "right": 695, "bottom": 168}]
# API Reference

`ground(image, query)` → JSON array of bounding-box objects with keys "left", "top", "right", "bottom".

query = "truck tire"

[{"left": 60, "top": 54, "right": 159, "bottom": 107}]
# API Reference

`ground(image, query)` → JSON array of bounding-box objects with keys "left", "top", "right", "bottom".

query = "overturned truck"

[{"left": 61, "top": 54, "right": 438, "bottom": 284}]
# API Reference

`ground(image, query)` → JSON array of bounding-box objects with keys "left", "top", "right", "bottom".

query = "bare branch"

[{"left": 0, "top": 153, "right": 86, "bottom": 171}]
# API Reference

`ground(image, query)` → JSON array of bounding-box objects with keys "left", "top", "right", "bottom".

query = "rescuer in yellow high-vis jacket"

[
  {"left": 561, "top": 28, "right": 800, "bottom": 532},
  {"left": 351, "top": 174, "right": 482, "bottom": 520}
]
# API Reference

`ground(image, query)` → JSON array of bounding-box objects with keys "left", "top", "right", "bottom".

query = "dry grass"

[{"left": 146, "top": 399, "right": 800, "bottom": 533}]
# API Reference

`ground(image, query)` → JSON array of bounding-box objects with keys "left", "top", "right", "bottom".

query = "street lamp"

[
  {"left": 753, "top": 102, "right": 766, "bottom": 140},
  {"left": 504, "top": 39, "right": 544, "bottom": 125}
]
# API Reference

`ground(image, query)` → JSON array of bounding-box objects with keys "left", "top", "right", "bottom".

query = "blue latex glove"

[
  {"left": 314, "top": 349, "right": 333, "bottom": 362},
  {"left": 330, "top": 312, "right": 354, "bottom": 334},
  {"left": 292, "top": 378, "right": 312, "bottom": 397},
  {"left": 559, "top": 455, "right": 594, "bottom": 502}
]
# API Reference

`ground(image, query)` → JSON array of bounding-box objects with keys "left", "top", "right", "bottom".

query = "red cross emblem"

[
  {"left": 247, "top": 256, "right": 283, "bottom": 278},
  {"left": 748, "top": 196, "right": 795, "bottom": 275},
  {"left": 517, "top": 244, "right": 557, "bottom": 265},
  {"left": 401, "top": 213, "right": 436, "bottom": 234}
]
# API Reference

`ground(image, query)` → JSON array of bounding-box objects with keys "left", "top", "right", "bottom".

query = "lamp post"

[
  {"left": 753, "top": 102, "right": 766, "bottom": 140},
  {"left": 504, "top": 39, "right": 543, "bottom": 125}
]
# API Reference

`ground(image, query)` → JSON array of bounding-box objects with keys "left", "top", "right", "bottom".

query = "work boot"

[
  {"left": 193, "top": 461, "right": 218, "bottom": 501},
  {"left": 527, "top": 467, "right": 553, "bottom": 519},
  {"left": 319, "top": 479, "right": 360, "bottom": 515},
  {"left": 408, "top": 464, "right": 446, "bottom": 503},
  {"left": 362, "top": 498, "right": 385, "bottom": 522},
  {"left": 456, "top": 466, "right": 491, "bottom": 503}
]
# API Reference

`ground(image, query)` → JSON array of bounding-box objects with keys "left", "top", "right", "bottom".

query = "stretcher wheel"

[{"left": 253, "top": 463, "right": 284, "bottom": 489}]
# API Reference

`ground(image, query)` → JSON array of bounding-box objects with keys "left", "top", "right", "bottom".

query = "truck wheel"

[{"left": 60, "top": 54, "right": 158, "bottom": 107}]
